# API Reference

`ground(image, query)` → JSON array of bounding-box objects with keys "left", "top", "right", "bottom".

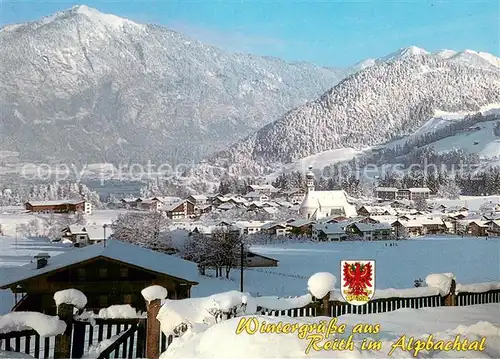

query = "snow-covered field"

[
  {"left": 1, "top": 235, "right": 499, "bottom": 314},
  {"left": 0, "top": 209, "right": 126, "bottom": 237}
]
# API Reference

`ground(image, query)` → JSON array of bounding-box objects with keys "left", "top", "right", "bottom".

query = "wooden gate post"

[
  {"left": 444, "top": 279, "right": 457, "bottom": 306},
  {"left": 146, "top": 298, "right": 162, "bottom": 359},
  {"left": 54, "top": 303, "right": 74, "bottom": 359},
  {"left": 321, "top": 291, "right": 331, "bottom": 317}
]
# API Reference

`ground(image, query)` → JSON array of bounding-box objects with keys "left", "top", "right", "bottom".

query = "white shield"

[{"left": 340, "top": 260, "right": 375, "bottom": 306}]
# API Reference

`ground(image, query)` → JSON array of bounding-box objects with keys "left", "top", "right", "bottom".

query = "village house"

[
  {"left": 391, "top": 216, "right": 446, "bottom": 237},
  {"left": 486, "top": 220, "right": 500, "bottom": 236},
  {"left": 243, "top": 191, "right": 270, "bottom": 202},
  {"left": 345, "top": 222, "right": 392, "bottom": 240},
  {"left": 286, "top": 219, "right": 315, "bottom": 235},
  {"left": 392, "top": 220, "right": 424, "bottom": 237},
  {"left": 396, "top": 188, "right": 431, "bottom": 201},
  {"left": 261, "top": 222, "right": 288, "bottom": 236},
  {"left": 375, "top": 187, "right": 399, "bottom": 200},
  {"left": 357, "top": 205, "right": 397, "bottom": 217},
  {"left": 282, "top": 188, "right": 306, "bottom": 203},
  {"left": 238, "top": 252, "right": 279, "bottom": 268},
  {"left": 25, "top": 200, "right": 92, "bottom": 215},
  {"left": 186, "top": 195, "right": 211, "bottom": 215},
  {"left": 61, "top": 224, "right": 114, "bottom": 246},
  {"left": 0, "top": 240, "right": 199, "bottom": 315},
  {"left": 162, "top": 200, "right": 195, "bottom": 220},
  {"left": 479, "top": 201, "right": 500, "bottom": 214},
  {"left": 312, "top": 223, "right": 347, "bottom": 241},
  {"left": 467, "top": 221, "right": 490, "bottom": 236},
  {"left": 233, "top": 221, "right": 270, "bottom": 235},
  {"left": 246, "top": 184, "right": 276, "bottom": 196}
]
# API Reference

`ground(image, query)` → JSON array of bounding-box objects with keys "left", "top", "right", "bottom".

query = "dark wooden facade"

[
  {"left": 4, "top": 257, "right": 196, "bottom": 315},
  {"left": 25, "top": 201, "right": 85, "bottom": 213}
]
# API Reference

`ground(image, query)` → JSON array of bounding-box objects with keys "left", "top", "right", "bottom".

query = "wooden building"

[
  {"left": 467, "top": 221, "right": 489, "bottom": 236},
  {"left": 238, "top": 252, "right": 279, "bottom": 268},
  {"left": 0, "top": 240, "right": 199, "bottom": 315},
  {"left": 163, "top": 200, "right": 195, "bottom": 220},
  {"left": 25, "top": 200, "right": 91, "bottom": 214},
  {"left": 375, "top": 187, "right": 398, "bottom": 200}
]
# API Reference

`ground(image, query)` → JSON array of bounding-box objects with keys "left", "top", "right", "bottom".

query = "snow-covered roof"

[
  {"left": 189, "top": 195, "right": 208, "bottom": 201},
  {"left": 468, "top": 220, "right": 489, "bottom": 228},
  {"left": 85, "top": 225, "right": 114, "bottom": 241},
  {"left": 300, "top": 190, "right": 357, "bottom": 218},
  {"left": 351, "top": 222, "right": 392, "bottom": 232},
  {"left": 312, "top": 223, "right": 345, "bottom": 235},
  {"left": 65, "top": 224, "right": 86, "bottom": 234},
  {"left": 26, "top": 199, "right": 84, "bottom": 206},
  {"left": 0, "top": 239, "right": 199, "bottom": 288},
  {"left": 244, "top": 191, "right": 265, "bottom": 198},
  {"left": 260, "top": 222, "right": 287, "bottom": 230},
  {"left": 287, "top": 219, "right": 314, "bottom": 227},
  {"left": 248, "top": 184, "right": 275, "bottom": 191},
  {"left": 408, "top": 187, "right": 431, "bottom": 193},
  {"left": 151, "top": 196, "right": 182, "bottom": 204},
  {"left": 375, "top": 187, "right": 398, "bottom": 192},
  {"left": 161, "top": 201, "right": 185, "bottom": 212}
]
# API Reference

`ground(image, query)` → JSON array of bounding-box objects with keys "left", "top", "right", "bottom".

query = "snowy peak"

[
  {"left": 66, "top": 5, "right": 139, "bottom": 28},
  {"left": 1, "top": 4, "right": 141, "bottom": 33},
  {"left": 435, "top": 49, "right": 457, "bottom": 59},
  {"left": 449, "top": 50, "right": 500, "bottom": 69},
  {"left": 379, "top": 46, "right": 430, "bottom": 62}
]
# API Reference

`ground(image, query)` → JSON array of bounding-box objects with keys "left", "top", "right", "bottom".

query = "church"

[{"left": 299, "top": 166, "right": 358, "bottom": 220}]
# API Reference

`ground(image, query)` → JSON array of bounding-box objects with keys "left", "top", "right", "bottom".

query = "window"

[
  {"left": 99, "top": 268, "right": 108, "bottom": 278},
  {"left": 99, "top": 295, "right": 108, "bottom": 307},
  {"left": 120, "top": 267, "right": 128, "bottom": 278},
  {"left": 77, "top": 268, "right": 85, "bottom": 280}
]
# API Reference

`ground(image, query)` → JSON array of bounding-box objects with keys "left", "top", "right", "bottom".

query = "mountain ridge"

[
  {"left": 207, "top": 51, "right": 500, "bottom": 174},
  {"left": 0, "top": 5, "right": 347, "bottom": 165}
]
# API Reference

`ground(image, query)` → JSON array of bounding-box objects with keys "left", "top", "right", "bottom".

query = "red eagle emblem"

[{"left": 343, "top": 261, "right": 373, "bottom": 296}]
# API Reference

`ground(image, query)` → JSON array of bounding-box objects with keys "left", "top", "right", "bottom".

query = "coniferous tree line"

[{"left": 0, "top": 181, "right": 102, "bottom": 207}]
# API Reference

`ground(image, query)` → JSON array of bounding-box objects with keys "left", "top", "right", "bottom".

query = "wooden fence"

[
  {"left": 1, "top": 280, "right": 499, "bottom": 359},
  {"left": 257, "top": 281, "right": 500, "bottom": 318}
]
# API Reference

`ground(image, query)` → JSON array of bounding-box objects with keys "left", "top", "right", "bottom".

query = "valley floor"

[{"left": 0, "top": 235, "right": 499, "bottom": 314}]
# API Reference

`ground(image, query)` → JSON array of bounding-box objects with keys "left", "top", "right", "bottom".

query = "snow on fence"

[
  {"left": 256, "top": 277, "right": 500, "bottom": 318},
  {"left": 0, "top": 278, "right": 499, "bottom": 359}
]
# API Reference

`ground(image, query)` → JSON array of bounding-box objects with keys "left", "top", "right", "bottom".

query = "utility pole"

[
  {"left": 240, "top": 242, "right": 244, "bottom": 292},
  {"left": 103, "top": 224, "right": 107, "bottom": 247}
]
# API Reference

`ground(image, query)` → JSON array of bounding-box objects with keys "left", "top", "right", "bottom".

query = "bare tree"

[
  {"left": 181, "top": 227, "right": 248, "bottom": 279},
  {"left": 74, "top": 211, "right": 86, "bottom": 225},
  {"left": 44, "top": 214, "right": 73, "bottom": 240},
  {"left": 111, "top": 212, "right": 172, "bottom": 251}
]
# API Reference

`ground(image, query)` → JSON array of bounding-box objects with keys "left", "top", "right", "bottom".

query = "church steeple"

[{"left": 306, "top": 166, "right": 315, "bottom": 193}]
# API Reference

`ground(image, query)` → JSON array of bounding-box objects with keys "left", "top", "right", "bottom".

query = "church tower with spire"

[{"left": 306, "top": 166, "right": 315, "bottom": 193}]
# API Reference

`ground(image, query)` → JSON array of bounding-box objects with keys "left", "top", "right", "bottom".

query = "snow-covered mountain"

[
  {"left": 0, "top": 5, "right": 347, "bottom": 165},
  {"left": 208, "top": 47, "right": 500, "bottom": 173}
]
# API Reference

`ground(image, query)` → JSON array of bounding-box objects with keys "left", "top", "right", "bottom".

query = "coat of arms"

[{"left": 341, "top": 260, "right": 375, "bottom": 305}]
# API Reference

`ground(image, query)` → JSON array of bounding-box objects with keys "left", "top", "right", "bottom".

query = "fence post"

[
  {"left": 444, "top": 279, "right": 457, "bottom": 306},
  {"left": 54, "top": 303, "right": 74, "bottom": 359},
  {"left": 146, "top": 298, "right": 161, "bottom": 359},
  {"left": 321, "top": 291, "right": 331, "bottom": 317}
]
